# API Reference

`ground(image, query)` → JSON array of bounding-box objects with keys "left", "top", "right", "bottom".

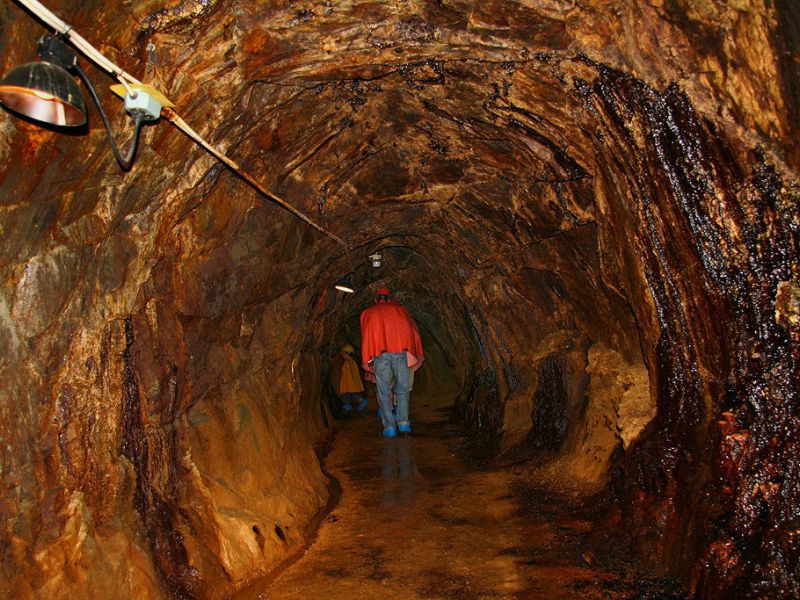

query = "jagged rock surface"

[{"left": 0, "top": 1, "right": 797, "bottom": 598}]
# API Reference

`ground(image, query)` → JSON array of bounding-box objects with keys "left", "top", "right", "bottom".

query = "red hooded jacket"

[{"left": 360, "top": 299, "right": 424, "bottom": 374}]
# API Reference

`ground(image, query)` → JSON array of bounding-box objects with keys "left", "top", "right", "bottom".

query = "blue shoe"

[
  {"left": 398, "top": 423, "right": 411, "bottom": 434},
  {"left": 342, "top": 403, "right": 353, "bottom": 412},
  {"left": 358, "top": 398, "right": 368, "bottom": 413},
  {"left": 382, "top": 427, "right": 397, "bottom": 438}
]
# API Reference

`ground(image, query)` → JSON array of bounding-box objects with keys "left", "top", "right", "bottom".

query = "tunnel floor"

[{"left": 232, "top": 387, "right": 681, "bottom": 599}]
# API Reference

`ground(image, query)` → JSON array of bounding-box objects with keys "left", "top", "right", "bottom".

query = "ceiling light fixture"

[
  {"left": 0, "top": 34, "right": 162, "bottom": 170},
  {"left": 369, "top": 252, "right": 382, "bottom": 268},
  {"left": 334, "top": 274, "right": 355, "bottom": 294}
]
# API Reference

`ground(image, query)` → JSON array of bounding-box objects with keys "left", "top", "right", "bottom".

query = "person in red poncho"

[{"left": 360, "top": 287, "right": 424, "bottom": 437}]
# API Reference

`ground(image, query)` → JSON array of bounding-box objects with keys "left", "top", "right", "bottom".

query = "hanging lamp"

[
  {"left": 335, "top": 274, "right": 355, "bottom": 293},
  {"left": 0, "top": 34, "right": 162, "bottom": 170}
]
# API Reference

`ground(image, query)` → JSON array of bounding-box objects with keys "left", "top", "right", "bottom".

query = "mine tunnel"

[{"left": 0, "top": 1, "right": 798, "bottom": 599}]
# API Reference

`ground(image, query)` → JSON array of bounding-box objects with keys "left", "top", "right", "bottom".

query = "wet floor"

[{"left": 232, "top": 389, "right": 682, "bottom": 599}]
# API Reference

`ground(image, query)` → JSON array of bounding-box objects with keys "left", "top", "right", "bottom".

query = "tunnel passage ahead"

[{"left": 0, "top": 2, "right": 797, "bottom": 599}]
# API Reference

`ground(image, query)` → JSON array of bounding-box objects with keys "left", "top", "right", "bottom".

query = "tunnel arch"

[
  {"left": 309, "top": 242, "right": 484, "bottom": 419},
  {"left": 0, "top": 2, "right": 797, "bottom": 599}
]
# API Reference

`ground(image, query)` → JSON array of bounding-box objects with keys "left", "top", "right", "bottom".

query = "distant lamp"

[
  {"left": 369, "top": 252, "right": 382, "bottom": 268},
  {"left": 0, "top": 34, "right": 163, "bottom": 170},
  {"left": 334, "top": 274, "right": 355, "bottom": 294}
]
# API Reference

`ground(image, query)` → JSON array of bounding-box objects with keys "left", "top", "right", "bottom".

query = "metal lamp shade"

[{"left": 0, "top": 61, "right": 86, "bottom": 127}]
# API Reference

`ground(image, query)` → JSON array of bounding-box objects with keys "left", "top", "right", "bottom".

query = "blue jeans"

[{"left": 373, "top": 352, "right": 410, "bottom": 430}]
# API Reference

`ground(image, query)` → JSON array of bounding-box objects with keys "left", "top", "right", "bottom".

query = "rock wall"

[
  {"left": 587, "top": 68, "right": 799, "bottom": 596},
  {"left": 0, "top": 158, "right": 333, "bottom": 597},
  {"left": 0, "top": 1, "right": 797, "bottom": 598}
]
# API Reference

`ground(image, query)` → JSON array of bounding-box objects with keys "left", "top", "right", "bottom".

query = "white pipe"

[
  {"left": 165, "top": 109, "right": 346, "bottom": 244},
  {"left": 16, "top": 0, "right": 139, "bottom": 82}
]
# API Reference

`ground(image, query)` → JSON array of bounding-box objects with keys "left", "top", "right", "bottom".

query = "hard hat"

[
  {"left": 342, "top": 344, "right": 354, "bottom": 353},
  {"left": 375, "top": 286, "right": 391, "bottom": 297}
]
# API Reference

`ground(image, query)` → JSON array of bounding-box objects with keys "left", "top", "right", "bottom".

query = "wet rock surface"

[
  {"left": 236, "top": 387, "right": 687, "bottom": 600},
  {"left": 0, "top": 1, "right": 797, "bottom": 598}
]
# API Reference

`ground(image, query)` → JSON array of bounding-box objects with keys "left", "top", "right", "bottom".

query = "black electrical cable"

[{"left": 73, "top": 63, "right": 144, "bottom": 171}]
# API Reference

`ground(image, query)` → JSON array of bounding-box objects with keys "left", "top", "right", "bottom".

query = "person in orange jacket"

[
  {"left": 332, "top": 344, "right": 368, "bottom": 414},
  {"left": 360, "top": 287, "right": 424, "bottom": 437}
]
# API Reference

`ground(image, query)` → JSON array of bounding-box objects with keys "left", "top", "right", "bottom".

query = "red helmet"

[{"left": 375, "top": 286, "right": 391, "bottom": 299}]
